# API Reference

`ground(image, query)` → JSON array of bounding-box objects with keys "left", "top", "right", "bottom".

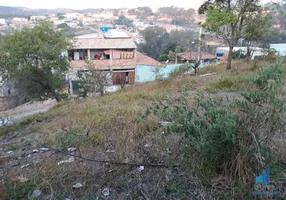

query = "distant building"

[
  {"left": 177, "top": 51, "right": 216, "bottom": 63},
  {"left": 0, "top": 18, "right": 6, "bottom": 25},
  {"left": 30, "top": 16, "right": 46, "bottom": 21},
  {"left": 216, "top": 47, "right": 265, "bottom": 60}
]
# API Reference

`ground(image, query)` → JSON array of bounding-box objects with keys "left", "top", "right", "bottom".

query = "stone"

[
  {"left": 164, "top": 148, "right": 172, "bottom": 154},
  {"left": 138, "top": 166, "right": 144, "bottom": 172},
  {"left": 40, "top": 148, "right": 49, "bottom": 152},
  {"left": 17, "top": 175, "right": 29, "bottom": 183},
  {"left": 102, "top": 188, "right": 110, "bottom": 197},
  {"left": 57, "top": 157, "right": 75, "bottom": 165},
  {"left": 20, "top": 164, "right": 30, "bottom": 169},
  {"left": 7, "top": 151, "right": 13, "bottom": 155},
  {"left": 32, "top": 189, "right": 41, "bottom": 198},
  {"left": 32, "top": 149, "right": 39, "bottom": 153},
  {"left": 144, "top": 144, "right": 151, "bottom": 148},
  {"left": 72, "top": 182, "right": 83, "bottom": 189},
  {"left": 68, "top": 148, "right": 77, "bottom": 152}
]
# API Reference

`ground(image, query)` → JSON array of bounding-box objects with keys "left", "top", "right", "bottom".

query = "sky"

[
  {"left": 0, "top": 0, "right": 272, "bottom": 10},
  {"left": 0, "top": 0, "right": 206, "bottom": 10}
]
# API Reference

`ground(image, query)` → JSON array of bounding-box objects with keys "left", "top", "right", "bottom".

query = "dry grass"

[{"left": 3, "top": 58, "right": 286, "bottom": 199}]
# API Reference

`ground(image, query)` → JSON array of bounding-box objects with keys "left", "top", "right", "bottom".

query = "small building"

[
  {"left": 216, "top": 47, "right": 264, "bottom": 60},
  {"left": 177, "top": 51, "right": 217, "bottom": 63},
  {"left": 0, "top": 18, "right": 6, "bottom": 25},
  {"left": 67, "top": 28, "right": 137, "bottom": 95}
]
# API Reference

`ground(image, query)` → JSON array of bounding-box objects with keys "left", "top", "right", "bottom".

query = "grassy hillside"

[{"left": 1, "top": 59, "right": 286, "bottom": 199}]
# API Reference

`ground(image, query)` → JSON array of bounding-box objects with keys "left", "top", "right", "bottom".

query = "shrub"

[{"left": 137, "top": 60, "right": 285, "bottom": 194}]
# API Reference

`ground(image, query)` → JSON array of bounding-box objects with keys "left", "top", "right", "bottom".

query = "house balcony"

[{"left": 69, "top": 59, "right": 136, "bottom": 70}]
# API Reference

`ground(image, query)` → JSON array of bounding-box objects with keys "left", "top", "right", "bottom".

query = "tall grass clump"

[
  {"left": 169, "top": 63, "right": 192, "bottom": 78},
  {"left": 137, "top": 60, "right": 285, "bottom": 196}
]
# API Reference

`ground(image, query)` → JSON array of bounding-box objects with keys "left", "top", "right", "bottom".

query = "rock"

[
  {"left": 124, "top": 158, "right": 131, "bottom": 163},
  {"left": 106, "top": 149, "right": 115, "bottom": 153},
  {"left": 144, "top": 144, "right": 151, "bottom": 148},
  {"left": 9, "top": 160, "right": 20, "bottom": 167},
  {"left": 17, "top": 175, "right": 29, "bottom": 183},
  {"left": 159, "top": 121, "right": 173, "bottom": 127},
  {"left": 68, "top": 148, "right": 77, "bottom": 152},
  {"left": 32, "top": 189, "right": 41, "bottom": 198},
  {"left": 20, "top": 164, "right": 30, "bottom": 169},
  {"left": 27, "top": 154, "right": 32, "bottom": 158},
  {"left": 40, "top": 148, "right": 49, "bottom": 152},
  {"left": 137, "top": 166, "right": 144, "bottom": 172},
  {"left": 102, "top": 188, "right": 110, "bottom": 197},
  {"left": 72, "top": 182, "right": 83, "bottom": 189},
  {"left": 57, "top": 157, "right": 75, "bottom": 165},
  {"left": 7, "top": 151, "right": 13, "bottom": 155},
  {"left": 32, "top": 149, "right": 39, "bottom": 153},
  {"left": 164, "top": 148, "right": 172, "bottom": 154}
]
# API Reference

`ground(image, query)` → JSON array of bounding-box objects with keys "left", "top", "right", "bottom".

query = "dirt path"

[{"left": 0, "top": 99, "right": 57, "bottom": 123}]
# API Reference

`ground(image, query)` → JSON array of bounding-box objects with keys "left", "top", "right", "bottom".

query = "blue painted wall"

[
  {"left": 136, "top": 62, "right": 211, "bottom": 83},
  {"left": 136, "top": 64, "right": 182, "bottom": 83}
]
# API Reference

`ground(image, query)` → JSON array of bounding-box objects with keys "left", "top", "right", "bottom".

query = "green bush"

[{"left": 137, "top": 60, "right": 285, "bottom": 194}]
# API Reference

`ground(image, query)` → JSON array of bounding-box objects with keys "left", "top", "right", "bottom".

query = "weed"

[
  {"left": 137, "top": 60, "right": 286, "bottom": 196},
  {"left": 5, "top": 179, "right": 37, "bottom": 200}
]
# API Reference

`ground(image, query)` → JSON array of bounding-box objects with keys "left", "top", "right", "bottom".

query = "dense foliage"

[
  {"left": 0, "top": 21, "right": 71, "bottom": 101},
  {"left": 137, "top": 27, "right": 199, "bottom": 61}
]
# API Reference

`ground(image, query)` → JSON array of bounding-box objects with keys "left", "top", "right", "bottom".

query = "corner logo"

[{"left": 252, "top": 168, "right": 278, "bottom": 196}]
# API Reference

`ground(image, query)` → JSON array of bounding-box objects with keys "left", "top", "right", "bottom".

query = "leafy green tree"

[
  {"left": 244, "top": 11, "right": 272, "bottom": 57},
  {"left": 199, "top": 0, "right": 263, "bottom": 69},
  {"left": 0, "top": 21, "right": 71, "bottom": 101},
  {"left": 115, "top": 16, "right": 134, "bottom": 28},
  {"left": 168, "top": 46, "right": 183, "bottom": 62},
  {"left": 137, "top": 27, "right": 169, "bottom": 60}
]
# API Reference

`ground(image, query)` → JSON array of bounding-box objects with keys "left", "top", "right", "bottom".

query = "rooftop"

[
  {"left": 73, "top": 38, "right": 136, "bottom": 49},
  {"left": 76, "top": 33, "right": 103, "bottom": 39},
  {"left": 103, "top": 29, "right": 131, "bottom": 39},
  {"left": 136, "top": 52, "right": 163, "bottom": 66},
  {"left": 177, "top": 51, "right": 216, "bottom": 61},
  {"left": 72, "top": 30, "right": 136, "bottom": 49}
]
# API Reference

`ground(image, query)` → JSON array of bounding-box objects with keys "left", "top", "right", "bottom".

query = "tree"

[
  {"left": 115, "top": 16, "right": 134, "bottom": 28},
  {"left": 0, "top": 21, "right": 71, "bottom": 102},
  {"left": 77, "top": 61, "right": 113, "bottom": 97},
  {"left": 168, "top": 46, "right": 183, "bottom": 63},
  {"left": 137, "top": 27, "right": 169, "bottom": 60},
  {"left": 199, "top": 0, "right": 263, "bottom": 69},
  {"left": 243, "top": 11, "right": 272, "bottom": 57}
]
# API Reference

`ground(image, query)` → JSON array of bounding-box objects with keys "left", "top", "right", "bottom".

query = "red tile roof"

[
  {"left": 136, "top": 52, "right": 164, "bottom": 66},
  {"left": 177, "top": 51, "right": 216, "bottom": 61}
]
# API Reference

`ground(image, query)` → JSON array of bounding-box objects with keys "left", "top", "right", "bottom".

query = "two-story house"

[{"left": 67, "top": 28, "right": 137, "bottom": 95}]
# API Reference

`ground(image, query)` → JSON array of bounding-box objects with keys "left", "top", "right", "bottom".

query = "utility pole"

[{"left": 197, "top": 27, "right": 203, "bottom": 64}]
